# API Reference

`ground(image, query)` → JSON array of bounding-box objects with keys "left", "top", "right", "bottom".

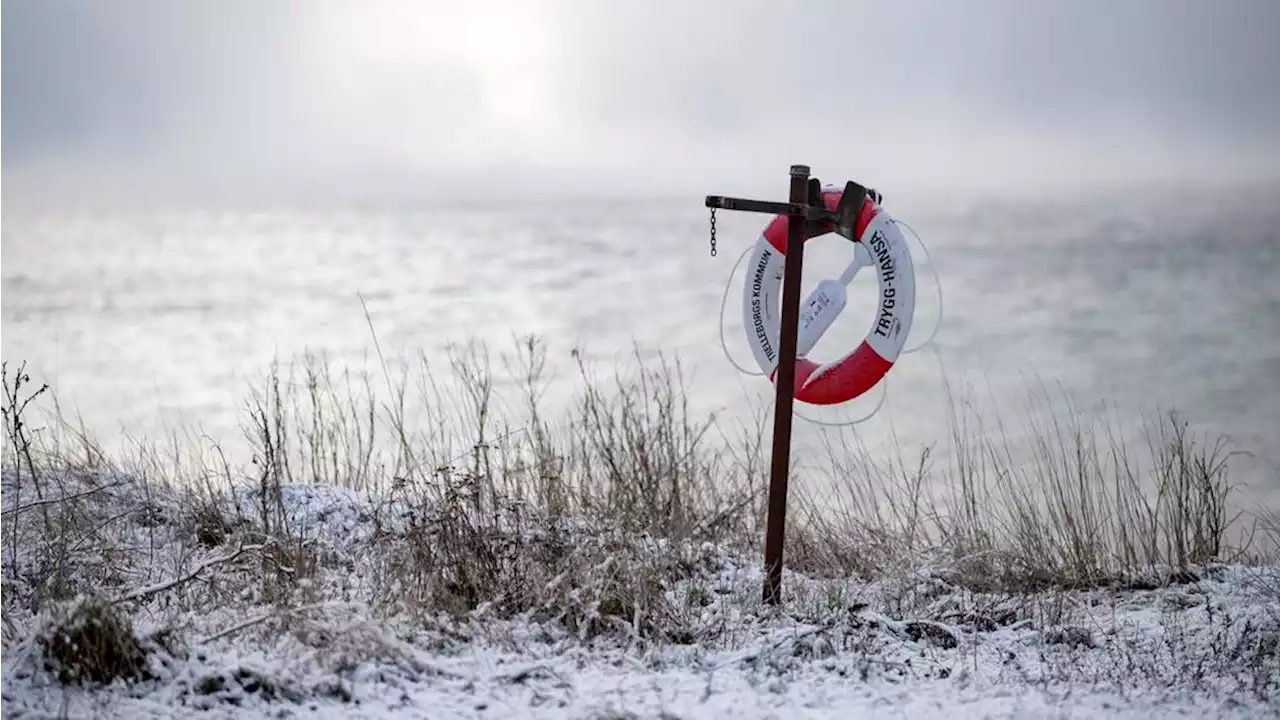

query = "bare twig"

[
  {"left": 197, "top": 600, "right": 334, "bottom": 645},
  {"left": 198, "top": 610, "right": 278, "bottom": 645},
  {"left": 1, "top": 478, "right": 130, "bottom": 519},
  {"left": 110, "top": 543, "right": 264, "bottom": 606}
]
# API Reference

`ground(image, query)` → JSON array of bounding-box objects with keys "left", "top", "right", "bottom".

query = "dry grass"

[
  {"left": 794, "top": 376, "right": 1255, "bottom": 592},
  {"left": 1, "top": 340, "right": 1275, "bottom": 661}
]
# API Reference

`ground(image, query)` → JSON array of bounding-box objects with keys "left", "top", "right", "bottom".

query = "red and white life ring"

[{"left": 741, "top": 185, "right": 916, "bottom": 405}]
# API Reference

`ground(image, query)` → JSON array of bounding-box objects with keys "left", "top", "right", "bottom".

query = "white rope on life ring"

[{"left": 740, "top": 184, "right": 917, "bottom": 406}]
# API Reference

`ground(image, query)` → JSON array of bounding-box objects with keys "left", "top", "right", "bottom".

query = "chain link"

[{"left": 708, "top": 207, "right": 717, "bottom": 257}]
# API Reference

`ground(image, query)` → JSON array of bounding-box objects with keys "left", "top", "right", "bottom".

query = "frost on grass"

[
  {"left": 2, "top": 471, "right": 1278, "bottom": 719},
  {"left": 2, "top": 349, "right": 1279, "bottom": 718}
]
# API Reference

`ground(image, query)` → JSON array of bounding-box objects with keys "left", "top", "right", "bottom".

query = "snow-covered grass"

[{"left": 2, "top": 347, "right": 1278, "bottom": 718}]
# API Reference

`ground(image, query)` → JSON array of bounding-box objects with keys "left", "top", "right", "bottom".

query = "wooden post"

[{"left": 761, "top": 164, "right": 811, "bottom": 605}]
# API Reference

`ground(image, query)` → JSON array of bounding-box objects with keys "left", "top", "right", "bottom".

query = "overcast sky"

[{"left": 4, "top": 0, "right": 1279, "bottom": 204}]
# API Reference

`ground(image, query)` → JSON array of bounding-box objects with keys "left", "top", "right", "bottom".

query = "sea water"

[{"left": 4, "top": 186, "right": 1278, "bottom": 508}]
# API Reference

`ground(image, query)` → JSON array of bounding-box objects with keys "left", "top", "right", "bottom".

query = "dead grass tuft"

[{"left": 41, "top": 598, "right": 149, "bottom": 685}]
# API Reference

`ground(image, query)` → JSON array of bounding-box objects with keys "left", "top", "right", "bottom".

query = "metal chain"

[{"left": 708, "top": 207, "right": 717, "bottom": 257}]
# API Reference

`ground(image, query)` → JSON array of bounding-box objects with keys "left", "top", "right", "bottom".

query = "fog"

[{"left": 4, "top": 0, "right": 1279, "bottom": 205}]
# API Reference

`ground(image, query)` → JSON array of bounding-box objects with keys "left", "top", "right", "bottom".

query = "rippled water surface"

[{"left": 4, "top": 187, "right": 1279, "bottom": 503}]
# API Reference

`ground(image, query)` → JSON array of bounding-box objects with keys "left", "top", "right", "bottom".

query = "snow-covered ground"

[{"left": 3, "top": 476, "right": 1278, "bottom": 719}]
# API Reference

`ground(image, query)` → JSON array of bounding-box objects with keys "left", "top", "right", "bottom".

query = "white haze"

[{"left": 3, "top": 0, "right": 1280, "bottom": 205}]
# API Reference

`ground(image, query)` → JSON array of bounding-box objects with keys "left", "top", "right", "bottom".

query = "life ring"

[{"left": 741, "top": 185, "right": 916, "bottom": 405}]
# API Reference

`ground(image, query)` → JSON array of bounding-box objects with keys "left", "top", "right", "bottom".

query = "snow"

[{"left": 3, "top": 473, "right": 1278, "bottom": 718}]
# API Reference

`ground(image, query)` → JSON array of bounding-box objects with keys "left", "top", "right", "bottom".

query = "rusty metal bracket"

[{"left": 706, "top": 179, "right": 874, "bottom": 244}]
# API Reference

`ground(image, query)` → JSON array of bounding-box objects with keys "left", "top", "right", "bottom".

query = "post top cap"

[{"left": 789, "top": 164, "right": 811, "bottom": 176}]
